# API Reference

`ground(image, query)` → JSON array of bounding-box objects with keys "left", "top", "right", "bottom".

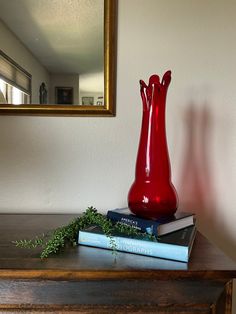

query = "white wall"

[{"left": 0, "top": 0, "right": 236, "bottom": 272}]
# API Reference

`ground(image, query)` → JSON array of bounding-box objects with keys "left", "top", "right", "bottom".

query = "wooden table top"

[{"left": 0, "top": 214, "right": 236, "bottom": 281}]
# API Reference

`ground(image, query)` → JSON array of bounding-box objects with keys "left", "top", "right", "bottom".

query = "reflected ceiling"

[{"left": 0, "top": 0, "right": 104, "bottom": 74}]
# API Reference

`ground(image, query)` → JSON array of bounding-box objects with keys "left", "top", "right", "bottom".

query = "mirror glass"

[{"left": 0, "top": 0, "right": 117, "bottom": 116}]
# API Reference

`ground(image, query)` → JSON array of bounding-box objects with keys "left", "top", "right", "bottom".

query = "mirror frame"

[{"left": 0, "top": 0, "right": 117, "bottom": 116}]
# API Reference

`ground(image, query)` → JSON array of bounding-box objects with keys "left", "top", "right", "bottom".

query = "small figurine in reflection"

[{"left": 39, "top": 82, "right": 47, "bottom": 104}]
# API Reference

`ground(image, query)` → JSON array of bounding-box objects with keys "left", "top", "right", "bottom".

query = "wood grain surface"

[{"left": 0, "top": 214, "right": 235, "bottom": 313}]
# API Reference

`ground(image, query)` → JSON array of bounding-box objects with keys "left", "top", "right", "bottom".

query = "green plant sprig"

[{"left": 13, "top": 206, "right": 155, "bottom": 259}]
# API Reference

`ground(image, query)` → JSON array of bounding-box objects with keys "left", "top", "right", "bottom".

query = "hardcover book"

[
  {"left": 107, "top": 208, "right": 195, "bottom": 236},
  {"left": 78, "top": 225, "right": 197, "bottom": 263},
  {"left": 78, "top": 244, "right": 189, "bottom": 270}
]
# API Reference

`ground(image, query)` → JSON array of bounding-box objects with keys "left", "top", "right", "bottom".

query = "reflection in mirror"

[{"left": 0, "top": 0, "right": 117, "bottom": 116}]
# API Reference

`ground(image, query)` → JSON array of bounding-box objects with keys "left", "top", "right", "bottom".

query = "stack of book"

[{"left": 78, "top": 208, "right": 196, "bottom": 263}]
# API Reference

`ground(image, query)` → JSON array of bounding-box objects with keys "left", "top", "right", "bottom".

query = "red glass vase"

[{"left": 128, "top": 71, "right": 178, "bottom": 219}]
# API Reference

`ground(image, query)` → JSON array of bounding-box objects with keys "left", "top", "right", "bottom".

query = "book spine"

[
  {"left": 78, "top": 231, "right": 188, "bottom": 262},
  {"left": 107, "top": 211, "right": 160, "bottom": 236}
]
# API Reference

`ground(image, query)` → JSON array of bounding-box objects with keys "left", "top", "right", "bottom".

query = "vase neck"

[{"left": 135, "top": 71, "right": 172, "bottom": 181}]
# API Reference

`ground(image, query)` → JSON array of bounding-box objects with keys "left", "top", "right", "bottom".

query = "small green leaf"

[{"left": 13, "top": 206, "right": 155, "bottom": 259}]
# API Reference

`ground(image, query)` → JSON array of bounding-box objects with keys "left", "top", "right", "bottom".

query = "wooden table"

[{"left": 0, "top": 214, "right": 235, "bottom": 313}]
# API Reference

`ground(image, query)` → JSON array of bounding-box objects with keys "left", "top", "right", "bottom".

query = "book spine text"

[
  {"left": 78, "top": 231, "right": 188, "bottom": 262},
  {"left": 107, "top": 212, "right": 159, "bottom": 236}
]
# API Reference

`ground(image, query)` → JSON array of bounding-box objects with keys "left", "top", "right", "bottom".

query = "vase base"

[{"left": 129, "top": 203, "right": 177, "bottom": 220}]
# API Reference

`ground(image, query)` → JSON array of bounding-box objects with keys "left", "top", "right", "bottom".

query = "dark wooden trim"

[
  {"left": 0, "top": 278, "right": 229, "bottom": 313},
  {"left": 0, "top": 269, "right": 235, "bottom": 281}
]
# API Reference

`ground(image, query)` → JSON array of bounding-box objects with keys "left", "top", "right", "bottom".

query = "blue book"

[
  {"left": 107, "top": 208, "right": 195, "bottom": 236},
  {"left": 78, "top": 225, "right": 197, "bottom": 263}
]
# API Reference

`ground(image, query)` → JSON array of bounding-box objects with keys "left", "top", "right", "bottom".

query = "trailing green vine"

[{"left": 13, "top": 206, "right": 154, "bottom": 259}]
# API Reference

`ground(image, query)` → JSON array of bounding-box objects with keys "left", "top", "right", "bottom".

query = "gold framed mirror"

[{"left": 0, "top": 0, "right": 117, "bottom": 116}]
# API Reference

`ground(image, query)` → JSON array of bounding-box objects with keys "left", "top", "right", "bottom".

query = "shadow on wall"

[{"left": 177, "top": 103, "right": 236, "bottom": 261}]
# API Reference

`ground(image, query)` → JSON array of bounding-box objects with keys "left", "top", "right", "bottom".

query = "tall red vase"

[{"left": 128, "top": 71, "right": 178, "bottom": 219}]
